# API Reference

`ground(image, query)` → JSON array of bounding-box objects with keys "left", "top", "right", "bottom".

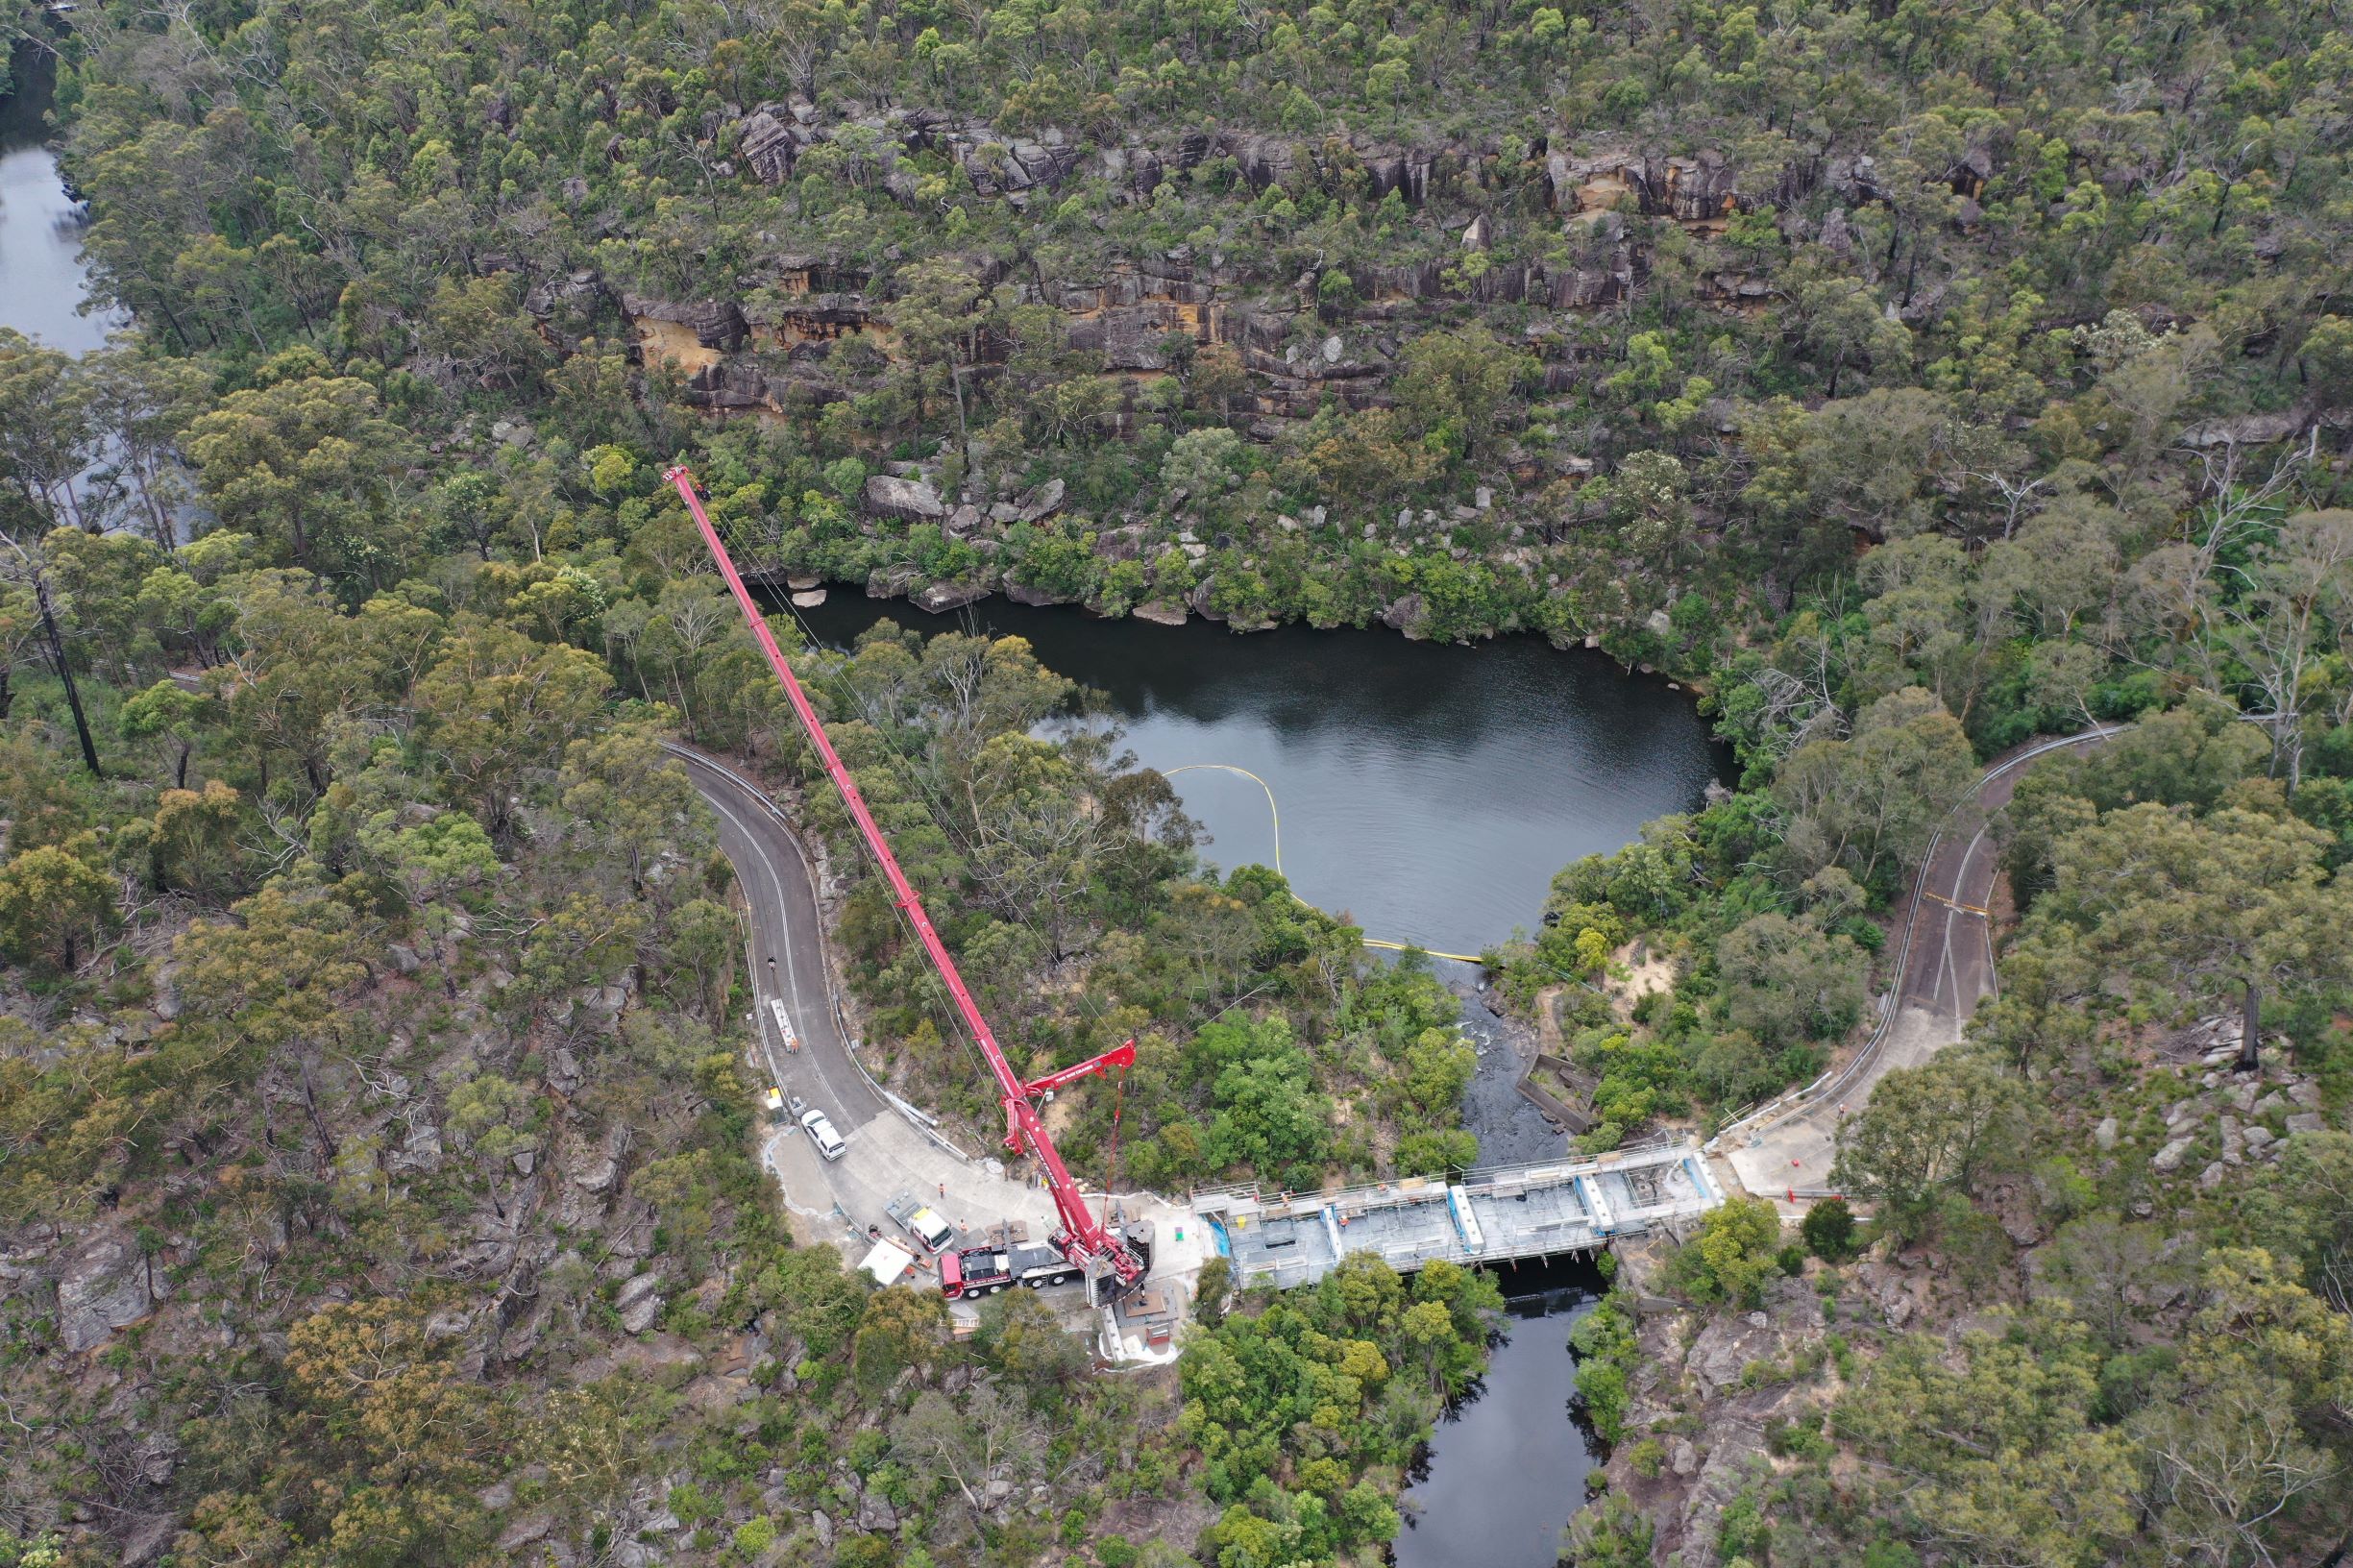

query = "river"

[
  {"left": 793, "top": 598, "right": 1696, "bottom": 1565},
  {"left": 793, "top": 594, "right": 1729, "bottom": 960},
  {"left": 0, "top": 45, "right": 123, "bottom": 354},
  {"left": 1395, "top": 1259, "right": 1605, "bottom": 1568},
  {"left": 13, "top": 43, "right": 1656, "bottom": 1545}
]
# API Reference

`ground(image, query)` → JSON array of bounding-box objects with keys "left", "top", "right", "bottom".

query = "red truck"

[{"left": 940, "top": 1241, "right": 1082, "bottom": 1299}]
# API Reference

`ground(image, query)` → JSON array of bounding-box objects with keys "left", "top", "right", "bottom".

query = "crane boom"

[
  {"left": 660, "top": 465, "right": 1145, "bottom": 1293},
  {"left": 1022, "top": 1040, "right": 1137, "bottom": 1097}
]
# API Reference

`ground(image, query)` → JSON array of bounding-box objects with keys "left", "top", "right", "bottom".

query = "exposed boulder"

[
  {"left": 863, "top": 474, "right": 945, "bottom": 521},
  {"left": 496, "top": 1513, "right": 555, "bottom": 1555},
  {"left": 616, "top": 1271, "right": 665, "bottom": 1335},
  {"left": 57, "top": 1231, "right": 159, "bottom": 1353},
  {"left": 993, "top": 135, "right": 1085, "bottom": 192},
  {"left": 1827, "top": 153, "right": 1886, "bottom": 206},
  {"left": 1362, "top": 148, "right": 1434, "bottom": 205},
  {"left": 738, "top": 107, "right": 805, "bottom": 184},
  {"left": 1015, "top": 478, "right": 1066, "bottom": 523},
  {"left": 1818, "top": 207, "right": 1857, "bottom": 257},
  {"left": 1630, "top": 151, "right": 1738, "bottom": 220},
  {"left": 1093, "top": 524, "right": 1152, "bottom": 560},
  {"left": 684, "top": 358, "right": 772, "bottom": 410},
  {"left": 913, "top": 580, "right": 990, "bottom": 613},
  {"left": 571, "top": 1126, "right": 628, "bottom": 1194},
  {"left": 119, "top": 1513, "right": 178, "bottom": 1567},
  {"left": 2179, "top": 407, "right": 2320, "bottom": 449},
  {"left": 386, "top": 1117, "right": 445, "bottom": 1175},
  {"left": 622, "top": 295, "right": 749, "bottom": 351},
  {"left": 1219, "top": 132, "right": 1294, "bottom": 190}
]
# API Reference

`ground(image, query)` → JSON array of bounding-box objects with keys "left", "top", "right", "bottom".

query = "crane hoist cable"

[{"left": 660, "top": 464, "right": 1147, "bottom": 1295}]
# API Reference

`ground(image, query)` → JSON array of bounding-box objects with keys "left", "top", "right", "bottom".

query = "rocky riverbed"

[{"left": 1449, "top": 974, "right": 1571, "bottom": 1166}]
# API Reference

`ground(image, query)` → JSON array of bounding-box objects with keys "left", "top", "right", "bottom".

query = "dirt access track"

[{"left": 1721, "top": 725, "right": 2122, "bottom": 1208}]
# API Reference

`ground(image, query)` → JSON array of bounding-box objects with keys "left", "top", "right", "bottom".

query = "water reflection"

[
  {"left": 0, "top": 53, "right": 125, "bottom": 355},
  {"left": 793, "top": 594, "right": 1729, "bottom": 953},
  {"left": 1395, "top": 1261, "right": 1604, "bottom": 1568}
]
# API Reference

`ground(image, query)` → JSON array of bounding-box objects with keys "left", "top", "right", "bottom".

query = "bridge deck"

[{"left": 1195, "top": 1142, "right": 1724, "bottom": 1290}]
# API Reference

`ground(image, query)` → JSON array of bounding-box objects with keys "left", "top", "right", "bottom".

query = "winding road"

[
  {"left": 667, "top": 745, "right": 1213, "bottom": 1357},
  {"left": 1721, "top": 726, "right": 2120, "bottom": 1204},
  {"left": 667, "top": 747, "right": 1066, "bottom": 1254},
  {"left": 673, "top": 712, "right": 2102, "bottom": 1291}
]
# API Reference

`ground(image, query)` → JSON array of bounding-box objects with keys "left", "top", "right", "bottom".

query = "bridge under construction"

[{"left": 1194, "top": 1140, "right": 1727, "bottom": 1289}]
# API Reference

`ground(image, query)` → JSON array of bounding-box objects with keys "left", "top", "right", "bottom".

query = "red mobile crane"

[{"left": 662, "top": 465, "right": 1149, "bottom": 1299}]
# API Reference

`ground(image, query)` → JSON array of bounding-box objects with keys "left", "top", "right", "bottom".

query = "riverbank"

[
  {"left": 787, "top": 589, "right": 1732, "bottom": 961},
  {"left": 762, "top": 551, "right": 1728, "bottom": 697},
  {"left": 1395, "top": 1256, "right": 1606, "bottom": 1568},
  {"left": 0, "top": 41, "right": 124, "bottom": 355}
]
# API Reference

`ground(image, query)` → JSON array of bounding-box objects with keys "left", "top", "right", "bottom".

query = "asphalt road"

[
  {"left": 672, "top": 747, "right": 885, "bottom": 1126},
  {"left": 1724, "top": 726, "right": 2120, "bottom": 1202},
  {"left": 666, "top": 747, "right": 1080, "bottom": 1271}
]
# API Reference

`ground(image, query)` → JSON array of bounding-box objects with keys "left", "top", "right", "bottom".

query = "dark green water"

[
  {"left": 794, "top": 593, "right": 1729, "bottom": 957},
  {"left": 1394, "top": 1259, "right": 1606, "bottom": 1568}
]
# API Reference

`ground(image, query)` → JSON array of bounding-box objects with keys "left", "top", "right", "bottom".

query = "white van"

[{"left": 800, "top": 1106, "right": 846, "bottom": 1161}]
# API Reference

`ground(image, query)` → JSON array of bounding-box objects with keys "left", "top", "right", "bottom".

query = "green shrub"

[
  {"left": 1669, "top": 1195, "right": 1784, "bottom": 1306},
  {"left": 1765, "top": 1417, "right": 1832, "bottom": 1462},
  {"left": 1718, "top": 1490, "right": 1772, "bottom": 1561},
  {"left": 1571, "top": 1290, "right": 1641, "bottom": 1443},
  {"left": 1802, "top": 1197, "right": 1857, "bottom": 1262}
]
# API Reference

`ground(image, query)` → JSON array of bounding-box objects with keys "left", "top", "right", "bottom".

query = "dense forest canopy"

[
  {"left": 2, "top": 0, "right": 2352, "bottom": 1563},
  {"left": 18, "top": 0, "right": 2353, "bottom": 654}
]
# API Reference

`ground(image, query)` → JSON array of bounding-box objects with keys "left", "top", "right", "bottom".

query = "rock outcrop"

[
  {"left": 585, "top": 110, "right": 1770, "bottom": 434},
  {"left": 863, "top": 474, "right": 945, "bottom": 521},
  {"left": 55, "top": 1229, "right": 161, "bottom": 1352}
]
